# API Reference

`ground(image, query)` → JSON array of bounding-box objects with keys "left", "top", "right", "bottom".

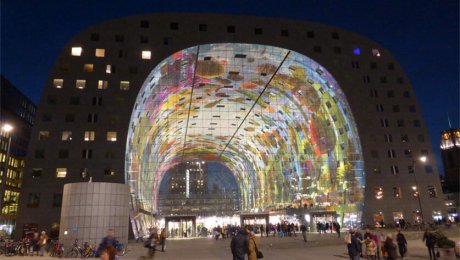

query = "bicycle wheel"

[
  {"left": 117, "top": 244, "right": 126, "bottom": 256},
  {"left": 66, "top": 248, "right": 79, "bottom": 258}
]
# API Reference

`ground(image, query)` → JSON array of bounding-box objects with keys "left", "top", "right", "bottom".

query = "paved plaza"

[{"left": 5, "top": 229, "right": 460, "bottom": 259}]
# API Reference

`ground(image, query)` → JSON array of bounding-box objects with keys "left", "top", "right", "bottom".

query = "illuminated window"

[
  {"left": 61, "top": 131, "right": 72, "bottom": 141},
  {"left": 120, "top": 81, "right": 130, "bottom": 90},
  {"left": 32, "top": 168, "right": 42, "bottom": 178},
  {"left": 84, "top": 131, "right": 95, "bottom": 141},
  {"left": 76, "top": 80, "right": 86, "bottom": 89},
  {"left": 56, "top": 168, "right": 67, "bottom": 178},
  {"left": 71, "top": 47, "right": 82, "bottom": 56},
  {"left": 83, "top": 64, "right": 94, "bottom": 72},
  {"left": 393, "top": 187, "right": 402, "bottom": 198},
  {"left": 374, "top": 187, "right": 383, "bottom": 199},
  {"left": 38, "top": 131, "right": 49, "bottom": 140},
  {"left": 53, "top": 79, "right": 64, "bottom": 89},
  {"left": 104, "top": 168, "right": 115, "bottom": 176},
  {"left": 390, "top": 165, "right": 399, "bottom": 175},
  {"left": 95, "top": 48, "right": 105, "bottom": 57},
  {"left": 142, "top": 51, "right": 151, "bottom": 59},
  {"left": 107, "top": 132, "right": 117, "bottom": 142},
  {"left": 98, "top": 80, "right": 108, "bottom": 89},
  {"left": 106, "top": 65, "right": 114, "bottom": 74},
  {"left": 427, "top": 185, "right": 437, "bottom": 198},
  {"left": 372, "top": 49, "right": 381, "bottom": 57}
]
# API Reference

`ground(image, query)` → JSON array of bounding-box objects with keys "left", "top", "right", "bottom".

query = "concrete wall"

[{"left": 59, "top": 182, "right": 129, "bottom": 249}]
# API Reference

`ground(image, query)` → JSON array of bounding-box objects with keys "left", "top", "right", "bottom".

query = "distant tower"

[
  {"left": 440, "top": 128, "right": 460, "bottom": 193},
  {"left": 168, "top": 161, "right": 208, "bottom": 197}
]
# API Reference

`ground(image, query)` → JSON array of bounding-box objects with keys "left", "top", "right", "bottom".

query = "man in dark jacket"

[
  {"left": 230, "top": 229, "right": 248, "bottom": 260},
  {"left": 396, "top": 229, "right": 408, "bottom": 258},
  {"left": 96, "top": 229, "right": 121, "bottom": 257}
]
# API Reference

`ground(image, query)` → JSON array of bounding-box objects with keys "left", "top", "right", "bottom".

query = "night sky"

[{"left": 1, "top": 0, "right": 458, "bottom": 172}]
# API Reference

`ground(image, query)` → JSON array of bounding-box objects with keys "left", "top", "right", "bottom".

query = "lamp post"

[
  {"left": 412, "top": 156, "right": 427, "bottom": 224},
  {"left": 0, "top": 123, "right": 13, "bottom": 214}
]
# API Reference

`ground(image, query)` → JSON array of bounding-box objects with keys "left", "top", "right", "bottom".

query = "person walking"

[
  {"left": 345, "top": 229, "right": 361, "bottom": 260},
  {"left": 335, "top": 222, "right": 341, "bottom": 238},
  {"left": 38, "top": 231, "right": 48, "bottom": 256},
  {"left": 247, "top": 231, "right": 259, "bottom": 260},
  {"left": 159, "top": 228, "right": 167, "bottom": 252},
  {"left": 396, "top": 229, "right": 407, "bottom": 259},
  {"left": 230, "top": 229, "right": 248, "bottom": 260},
  {"left": 96, "top": 229, "right": 121, "bottom": 257},
  {"left": 422, "top": 230, "right": 437, "bottom": 260},
  {"left": 300, "top": 224, "right": 307, "bottom": 242},
  {"left": 383, "top": 235, "right": 398, "bottom": 260}
]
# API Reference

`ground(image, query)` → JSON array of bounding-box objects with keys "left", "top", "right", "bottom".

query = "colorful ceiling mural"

[{"left": 126, "top": 43, "right": 364, "bottom": 227}]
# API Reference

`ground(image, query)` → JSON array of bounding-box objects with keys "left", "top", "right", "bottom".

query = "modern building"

[
  {"left": 1, "top": 76, "right": 37, "bottom": 235},
  {"left": 169, "top": 161, "right": 208, "bottom": 196},
  {"left": 16, "top": 13, "right": 446, "bottom": 237},
  {"left": 440, "top": 128, "right": 460, "bottom": 221}
]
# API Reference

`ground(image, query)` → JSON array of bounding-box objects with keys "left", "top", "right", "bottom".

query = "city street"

[{"left": 5, "top": 229, "right": 459, "bottom": 259}]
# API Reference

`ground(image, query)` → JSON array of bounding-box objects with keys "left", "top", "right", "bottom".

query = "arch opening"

[{"left": 126, "top": 43, "right": 365, "bottom": 236}]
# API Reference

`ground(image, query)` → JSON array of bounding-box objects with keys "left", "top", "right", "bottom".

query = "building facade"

[
  {"left": 1, "top": 76, "right": 36, "bottom": 235},
  {"left": 17, "top": 13, "right": 446, "bottom": 236},
  {"left": 440, "top": 128, "right": 460, "bottom": 221}
]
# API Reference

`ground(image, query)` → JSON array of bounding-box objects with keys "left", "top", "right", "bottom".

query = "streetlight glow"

[
  {"left": 2, "top": 124, "right": 13, "bottom": 133},
  {"left": 419, "top": 156, "right": 427, "bottom": 163}
]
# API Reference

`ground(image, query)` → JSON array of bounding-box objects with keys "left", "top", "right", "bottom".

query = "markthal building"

[{"left": 17, "top": 13, "right": 445, "bottom": 239}]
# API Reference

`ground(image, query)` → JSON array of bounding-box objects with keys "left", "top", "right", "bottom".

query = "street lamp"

[
  {"left": 0, "top": 123, "right": 14, "bottom": 214},
  {"left": 412, "top": 156, "right": 427, "bottom": 224}
]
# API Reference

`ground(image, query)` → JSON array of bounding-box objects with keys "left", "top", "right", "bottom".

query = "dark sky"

[{"left": 1, "top": 0, "right": 459, "bottom": 172}]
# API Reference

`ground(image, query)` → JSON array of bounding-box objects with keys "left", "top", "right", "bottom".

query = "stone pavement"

[{"left": 5, "top": 230, "right": 459, "bottom": 259}]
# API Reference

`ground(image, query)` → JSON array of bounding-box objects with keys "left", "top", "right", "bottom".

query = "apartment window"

[
  {"left": 408, "top": 165, "right": 414, "bottom": 174},
  {"left": 84, "top": 131, "right": 95, "bottom": 141},
  {"left": 58, "top": 149, "right": 69, "bottom": 159},
  {"left": 380, "top": 76, "right": 387, "bottom": 84},
  {"left": 227, "top": 26, "right": 235, "bottom": 33},
  {"left": 106, "top": 65, "right": 114, "bottom": 74},
  {"left": 47, "top": 96, "right": 57, "bottom": 105},
  {"left": 370, "top": 89, "right": 378, "bottom": 97},
  {"left": 52, "top": 193, "right": 63, "bottom": 208},
  {"left": 76, "top": 80, "right": 86, "bottom": 89},
  {"left": 90, "top": 33, "right": 99, "bottom": 41},
  {"left": 392, "top": 187, "right": 402, "bottom": 198},
  {"left": 53, "top": 79, "right": 64, "bottom": 89},
  {"left": 307, "top": 31, "right": 314, "bottom": 38},
  {"left": 105, "top": 151, "right": 115, "bottom": 159},
  {"left": 65, "top": 113, "right": 75, "bottom": 122},
  {"left": 107, "top": 132, "right": 117, "bottom": 142},
  {"left": 351, "top": 61, "right": 360, "bottom": 69},
  {"left": 313, "top": 46, "right": 322, "bottom": 53},
  {"left": 404, "top": 149, "right": 412, "bottom": 158},
  {"left": 142, "top": 51, "right": 151, "bottom": 59},
  {"left": 413, "top": 120, "right": 421, "bottom": 127},
  {"left": 104, "top": 168, "right": 115, "bottom": 176},
  {"left": 281, "top": 29, "right": 289, "bottom": 37},
  {"left": 390, "top": 165, "right": 399, "bottom": 175},
  {"left": 380, "top": 119, "right": 389, "bottom": 127},
  {"left": 34, "top": 149, "right": 45, "bottom": 159},
  {"left": 70, "top": 96, "right": 80, "bottom": 105},
  {"left": 61, "top": 131, "right": 72, "bottom": 141},
  {"left": 403, "top": 91, "right": 411, "bottom": 98},
  {"left": 32, "top": 168, "right": 42, "bottom": 178},
  {"left": 199, "top": 24, "right": 207, "bottom": 32},
  {"left": 140, "top": 35, "right": 149, "bottom": 44},
  {"left": 363, "top": 75, "right": 371, "bottom": 83},
  {"left": 374, "top": 187, "right": 383, "bottom": 199},
  {"left": 92, "top": 97, "right": 102, "bottom": 106},
  {"left": 401, "top": 134, "right": 409, "bottom": 143},
  {"left": 119, "top": 81, "right": 130, "bottom": 91},
  {"left": 254, "top": 28, "right": 262, "bottom": 35},
  {"left": 83, "top": 64, "right": 94, "bottom": 72},
  {"left": 409, "top": 105, "right": 416, "bottom": 112},
  {"left": 417, "top": 134, "right": 425, "bottom": 143},
  {"left": 118, "top": 50, "right": 127, "bottom": 58},
  {"left": 95, "top": 48, "right": 105, "bottom": 57},
  {"left": 98, "top": 80, "right": 108, "bottom": 90},
  {"left": 397, "top": 120, "right": 405, "bottom": 127},
  {"left": 376, "top": 104, "right": 384, "bottom": 112},
  {"left": 397, "top": 77, "right": 404, "bottom": 84},
  {"left": 115, "top": 34, "right": 124, "bottom": 42},
  {"left": 388, "top": 149, "right": 396, "bottom": 158},
  {"left": 56, "top": 168, "right": 67, "bottom": 178},
  {"left": 332, "top": 32, "right": 339, "bottom": 39},
  {"left": 38, "top": 131, "right": 49, "bottom": 140},
  {"left": 371, "top": 150, "right": 379, "bottom": 158},
  {"left": 140, "top": 20, "right": 149, "bottom": 28},
  {"left": 27, "top": 193, "right": 40, "bottom": 207},
  {"left": 333, "top": 47, "right": 342, "bottom": 54},
  {"left": 384, "top": 134, "right": 393, "bottom": 143},
  {"left": 425, "top": 165, "right": 433, "bottom": 173},
  {"left": 87, "top": 113, "right": 98, "bottom": 123},
  {"left": 421, "top": 150, "right": 429, "bottom": 156},
  {"left": 427, "top": 185, "right": 437, "bottom": 198},
  {"left": 42, "top": 114, "right": 52, "bottom": 122},
  {"left": 392, "top": 105, "right": 400, "bottom": 112},
  {"left": 170, "top": 22, "right": 178, "bottom": 30},
  {"left": 82, "top": 149, "right": 92, "bottom": 159},
  {"left": 163, "top": 37, "right": 171, "bottom": 45},
  {"left": 71, "top": 47, "right": 82, "bottom": 56}
]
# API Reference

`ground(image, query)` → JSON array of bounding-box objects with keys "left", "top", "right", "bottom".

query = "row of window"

[
  {"left": 71, "top": 47, "right": 152, "bottom": 60},
  {"left": 374, "top": 185, "right": 437, "bottom": 200},
  {"left": 361, "top": 75, "right": 405, "bottom": 84},
  {"left": 31, "top": 167, "right": 116, "bottom": 180},
  {"left": 352, "top": 61, "right": 397, "bottom": 70},
  {"left": 42, "top": 113, "right": 118, "bottom": 124},
  {"left": 376, "top": 104, "right": 417, "bottom": 113},
  {"left": 382, "top": 133, "right": 425, "bottom": 143},
  {"left": 35, "top": 148, "right": 115, "bottom": 160},
  {"left": 380, "top": 118, "right": 422, "bottom": 128},
  {"left": 53, "top": 78, "right": 130, "bottom": 90},
  {"left": 26, "top": 192, "right": 61, "bottom": 208},
  {"left": 372, "top": 164, "right": 433, "bottom": 175},
  {"left": 371, "top": 149, "right": 429, "bottom": 159},
  {"left": 37, "top": 131, "right": 117, "bottom": 141}
]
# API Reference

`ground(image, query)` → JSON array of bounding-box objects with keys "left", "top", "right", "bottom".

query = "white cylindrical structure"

[{"left": 59, "top": 182, "right": 130, "bottom": 249}]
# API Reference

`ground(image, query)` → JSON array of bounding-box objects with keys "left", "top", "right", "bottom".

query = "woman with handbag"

[{"left": 248, "top": 231, "right": 263, "bottom": 259}]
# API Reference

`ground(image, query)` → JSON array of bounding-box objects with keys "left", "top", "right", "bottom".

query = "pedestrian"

[
  {"left": 30, "top": 232, "right": 39, "bottom": 256},
  {"left": 383, "top": 235, "right": 398, "bottom": 260},
  {"left": 336, "top": 222, "right": 341, "bottom": 238},
  {"left": 353, "top": 229, "right": 364, "bottom": 257},
  {"left": 230, "top": 229, "right": 248, "bottom": 260},
  {"left": 370, "top": 232, "right": 380, "bottom": 260},
  {"left": 160, "top": 228, "right": 167, "bottom": 252},
  {"left": 396, "top": 229, "right": 407, "bottom": 259},
  {"left": 136, "top": 229, "right": 144, "bottom": 243},
  {"left": 300, "top": 224, "right": 307, "bottom": 242},
  {"left": 96, "top": 229, "right": 121, "bottom": 257},
  {"left": 345, "top": 229, "right": 361, "bottom": 260},
  {"left": 38, "top": 231, "right": 48, "bottom": 256},
  {"left": 422, "top": 229, "right": 437, "bottom": 260},
  {"left": 145, "top": 228, "right": 158, "bottom": 258},
  {"left": 365, "top": 236, "right": 377, "bottom": 260},
  {"left": 100, "top": 245, "right": 117, "bottom": 260},
  {"left": 247, "top": 230, "right": 259, "bottom": 260}
]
